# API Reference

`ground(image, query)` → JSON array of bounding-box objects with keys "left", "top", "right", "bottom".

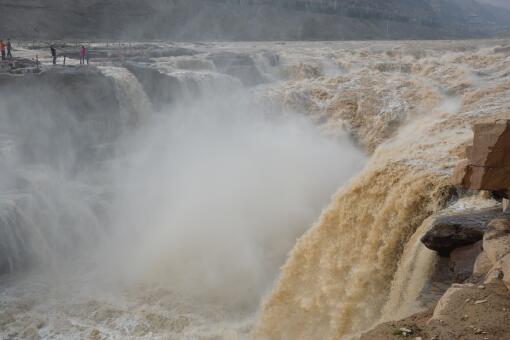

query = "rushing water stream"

[{"left": 2, "top": 40, "right": 510, "bottom": 339}]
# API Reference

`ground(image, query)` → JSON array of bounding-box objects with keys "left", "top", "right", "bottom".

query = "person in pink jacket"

[{"left": 79, "top": 45, "right": 86, "bottom": 65}]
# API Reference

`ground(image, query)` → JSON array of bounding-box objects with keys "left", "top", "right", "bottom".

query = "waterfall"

[
  {"left": 2, "top": 41, "right": 509, "bottom": 340},
  {"left": 0, "top": 58, "right": 365, "bottom": 338},
  {"left": 165, "top": 69, "right": 243, "bottom": 99},
  {"left": 253, "top": 42, "right": 510, "bottom": 340},
  {"left": 254, "top": 163, "right": 450, "bottom": 339},
  {"left": 0, "top": 68, "right": 124, "bottom": 273},
  {"left": 379, "top": 217, "right": 438, "bottom": 322},
  {"left": 99, "top": 66, "right": 153, "bottom": 128}
]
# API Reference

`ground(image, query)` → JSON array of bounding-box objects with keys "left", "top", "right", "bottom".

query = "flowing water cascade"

[
  {"left": 379, "top": 217, "right": 439, "bottom": 322},
  {"left": 255, "top": 41, "right": 510, "bottom": 339},
  {"left": 99, "top": 66, "right": 153, "bottom": 128},
  {"left": 2, "top": 41, "right": 510, "bottom": 339},
  {"left": 0, "top": 70, "right": 123, "bottom": 274},
  {"left": 254, "top": 162, "right": 451, "bottom": 339},
  {"left": 0, "top": 45, "right": 366, "bottom": 339}
]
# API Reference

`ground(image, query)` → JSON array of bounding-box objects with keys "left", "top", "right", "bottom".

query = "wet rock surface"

[
  {"left": 417, "top": 256, "right": 454, "bottom": 309},
  {"left": 421, "top": 207, "right": 501, "bottom": 255},
  {"left": 449, "top": 241, "right": 483, "bottom": 283}
]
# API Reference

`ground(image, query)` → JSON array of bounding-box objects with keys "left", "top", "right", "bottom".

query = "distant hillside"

[
  {"left": 477, "top": 0, "right": 510, "bottom": 10},
  {"left": 0, "top": 0, "right": 509, "bottom": 40}
]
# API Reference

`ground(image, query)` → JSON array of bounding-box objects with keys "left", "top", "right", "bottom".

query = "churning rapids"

[{"left": 1, "top": 40, "right": 510, "bottom": 339}]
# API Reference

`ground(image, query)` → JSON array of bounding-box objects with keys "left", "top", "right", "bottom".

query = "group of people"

[
  {"left": 1, "top": 40, "right": 92, "bottom": 66},
  {"left": 50, "top": 44, "right": 90, "bottom": 65},
  {"left": 0, "top": 39, "right": 12, "bottom": 61}
]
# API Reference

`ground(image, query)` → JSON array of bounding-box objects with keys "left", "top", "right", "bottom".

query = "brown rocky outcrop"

[
  {"left": 361, "top": 281, "right": 510, "bottom": 339},
  {"left": 452, "top": 120, "right": 510, "bottom": 191}
]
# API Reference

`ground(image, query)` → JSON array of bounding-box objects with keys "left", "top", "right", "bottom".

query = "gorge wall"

[{"left": 1, "top": 0, "right": 509, "bottom": 40}]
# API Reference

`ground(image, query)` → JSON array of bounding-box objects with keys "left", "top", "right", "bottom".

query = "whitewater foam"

[{"left": 2, "top": 40, "right": 510, "bottom": 339}]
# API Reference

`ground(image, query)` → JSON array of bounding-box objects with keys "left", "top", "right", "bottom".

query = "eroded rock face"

[
  {"left": 450, "top": 241, "right": 483, "bottom": 282},
  {"left": 484, "top": 213, "right": 510, "bottom": 264},
  {"left": 453, "top": 120, "right": 510, "bottom": 191},
  {"left": 421, "top": 208, "right": 501, "bottom": 255}
]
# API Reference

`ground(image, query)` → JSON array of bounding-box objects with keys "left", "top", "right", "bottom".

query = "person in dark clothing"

[
  {"left": 50, "top": 45, "right": 57, "bottom": 65},
  {"left": 6, "top": 39, "right": 12, "bottom": 59}
]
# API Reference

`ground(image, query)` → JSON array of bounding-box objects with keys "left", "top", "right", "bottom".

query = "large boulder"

[
  {"left": 421, "top": 207, "right": 501, "bottom": 255},
  {"left": 453, "top": 120, "right": 510, "bottom": 191}
]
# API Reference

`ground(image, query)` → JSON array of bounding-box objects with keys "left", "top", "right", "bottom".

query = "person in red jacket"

[{"left": 0, "top": 40, "right": 5, "bottom": 61}]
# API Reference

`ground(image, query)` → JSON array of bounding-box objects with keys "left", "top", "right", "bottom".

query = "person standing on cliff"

[
  {"left": 79, "top": 45, "right": 86, "bottom": 65},
  {"left": 0, "top": 40, "right": 6, "bottom": 61},
  {"left": 6, "top": 39, "right": 12, "bottom": 60},
  {"left": 50, "top": 45, "right": 57, "bottom": 65}
]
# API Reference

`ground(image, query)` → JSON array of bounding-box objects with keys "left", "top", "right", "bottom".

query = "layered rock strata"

[{"left": 453, "top": 120, "right": 510, "bottom": 192}]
